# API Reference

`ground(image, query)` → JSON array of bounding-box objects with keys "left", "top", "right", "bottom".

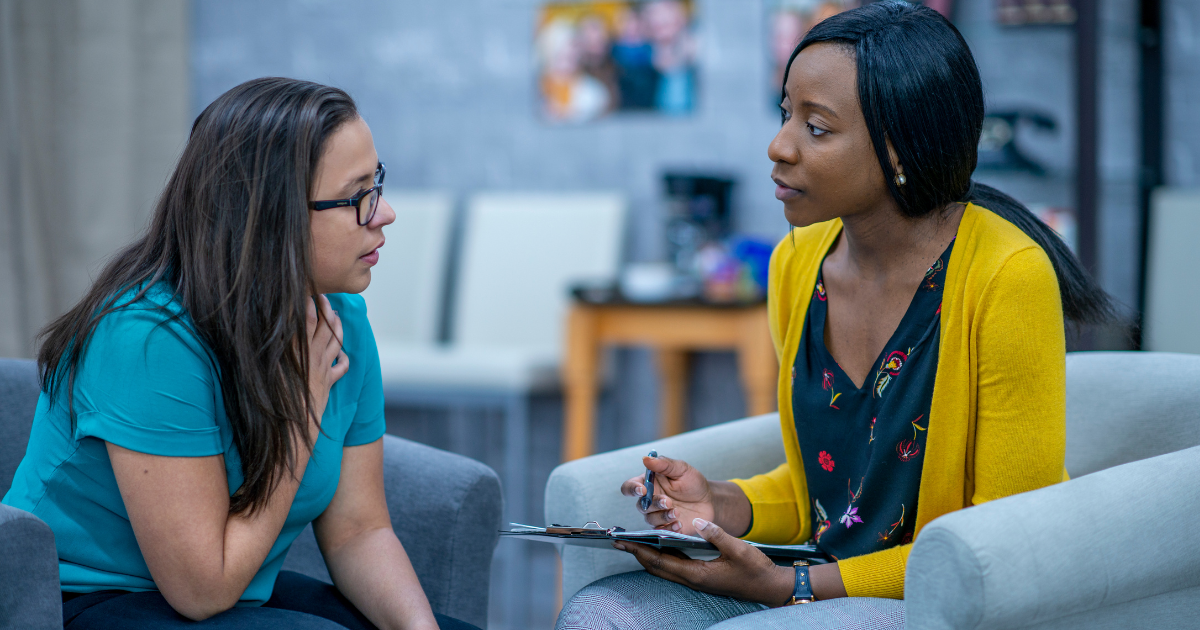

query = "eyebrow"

[
  {"left": 800, "top": 99, "right": 839, "bottom": 119},
  {"left": 337, "top": 169, "right": 375, "bottom": 197}
]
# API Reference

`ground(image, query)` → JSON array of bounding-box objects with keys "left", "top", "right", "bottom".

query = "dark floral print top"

[{"left": 790, "top": 240, "right": 953, "bottom": 561}]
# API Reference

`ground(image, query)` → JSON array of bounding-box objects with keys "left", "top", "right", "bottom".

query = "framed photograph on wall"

[
  {"left": 996, "top": 0, "right": 1076, "bottom": 26},
  {"left": 764, "top": 1, "right": 859, "bottom": 104},
  {"left": 537, "top": 0, "right": 697, "bottom": 123},
  {"left": 764, "top": 1, "right": 954, "bottom": 105}
]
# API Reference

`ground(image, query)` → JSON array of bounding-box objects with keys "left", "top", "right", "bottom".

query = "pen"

[{"left": 639, "top": 450, "right": 658, "bottom": 511}]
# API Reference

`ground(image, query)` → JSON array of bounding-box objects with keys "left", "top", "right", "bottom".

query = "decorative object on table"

[
  {"left": 619, "top": 262, "right": 682, "bottom": 303},
  {"left": 976, "top": 109, "right": 1059, "bottom": 175},
  {"left": 536, "top": 0, "right": 697, "bottom": 123},
  {"left": 764, "top": 0, "right": 859, "bottom": 105},
  {"left": 996, "top": 0, "right": 1076, "bottom": 26},
  {"left": 693, "top": 235, "right": 774, "bottom": 303},
  {"left": 594, "top": 232, "right": 773, "bottom": 306}
]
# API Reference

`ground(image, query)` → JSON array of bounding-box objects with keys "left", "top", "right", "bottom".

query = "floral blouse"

[{"left": 790, "top": 240, "right": 953, "bottom": 561}]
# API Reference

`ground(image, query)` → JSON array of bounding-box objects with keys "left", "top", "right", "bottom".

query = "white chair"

[
  {"left": 361, "top": 191, "right": 454, "bottom": 347},
  {"left": 1143, "top": 188, "right": 1200, "bottom": 353},
  {"left": 375, "top": 192, "right": 626, "bottom": 524},
  {"left": 377, "top": 192, "right": 625, "bottom": 630}
]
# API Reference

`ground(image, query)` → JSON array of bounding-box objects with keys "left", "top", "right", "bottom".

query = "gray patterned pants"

[{"left": 556, "top": 571, "right": 905, "bottom": 630}]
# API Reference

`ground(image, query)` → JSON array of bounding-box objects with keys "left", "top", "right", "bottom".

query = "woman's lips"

[
  {"left": 775, "top": 184, "right": 802, "bottom": 201},
  {"left": 360, "top": 249, "right": 379, "bottom": 266}
]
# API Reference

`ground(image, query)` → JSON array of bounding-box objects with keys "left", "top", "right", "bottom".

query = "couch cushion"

[
  {"left": 1066, "top": 351, "right": 1200, "bottom": 476},
  {"left": 0, "top": 359, "right": 39, "bottom": 494}
]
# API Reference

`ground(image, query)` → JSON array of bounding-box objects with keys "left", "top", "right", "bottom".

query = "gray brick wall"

[
  {"left": 1166, "top": 0, "right": 1200, "bottom": 187},
  {"left": 192, "top": 0, "right": 1198, "bottom": 428}
]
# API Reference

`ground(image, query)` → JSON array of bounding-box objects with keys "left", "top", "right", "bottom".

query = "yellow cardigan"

[{"left": 731, "top": 203, "right": 1067, "bottom": 599}]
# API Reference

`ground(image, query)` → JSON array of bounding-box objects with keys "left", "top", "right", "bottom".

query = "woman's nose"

[
  {"left": 371, "top": 196, "right": 396, "bottom": 229},
  {"left": 768, "top": 125, "right": 798, "bottom": 165}
]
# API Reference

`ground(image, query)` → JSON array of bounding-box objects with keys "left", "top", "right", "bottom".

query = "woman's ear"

[
  {"left": 885, "top": 136, "right": 903, "bottom": 179},
  {"left": 885, "top": 137, "right": 906, "bottom": 186}
]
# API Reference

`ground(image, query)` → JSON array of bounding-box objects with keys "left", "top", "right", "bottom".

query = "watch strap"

[{"left": 788, "top": 560, "right": 815, "bottom": 605}]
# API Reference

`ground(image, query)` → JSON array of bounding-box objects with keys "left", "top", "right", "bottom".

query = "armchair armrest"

[
  {"left": 906, "top": 444, "right": 1200, "bottom": 630},
  {"left": 0, "top": 502, "right": 61, "bottom": 629},
  {"left": 283, "top": 435, "right": 501, "bottom": 629},
  {"left": 545, "top": 413, "right": 785, "bottom": 600}
]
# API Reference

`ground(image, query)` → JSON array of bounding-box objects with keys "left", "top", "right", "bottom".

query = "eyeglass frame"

[{"left": 309, "top": 162, "right": 386, "bottom": 226}]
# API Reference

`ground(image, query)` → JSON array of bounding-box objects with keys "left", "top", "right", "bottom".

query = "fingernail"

[
  {"left": 635, "top": 487, "right": 645, "bottom": 497},
  {"left": 613, "top": 543, "right": 626, "bottom": 551},
  {"left": 667, "top": 510, "right": 677, "bottom": 520},
  {"left": 671, "top": 522, "right": 681, "bottom": 532},
  {"left": 658, "top": 498, "right": 668, "bottom": 509},
  {"left": 693, "top": 518, "right": 710, "bottom": 531}
]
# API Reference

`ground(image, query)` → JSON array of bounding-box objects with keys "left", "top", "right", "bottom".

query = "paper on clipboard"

[{"left": 500, "top": 523, "right": 829, "bottom": 563}]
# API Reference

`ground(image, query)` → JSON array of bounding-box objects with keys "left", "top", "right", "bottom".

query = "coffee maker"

[{"left": 662, "top": 172, "right": 736, "bottom": 296}]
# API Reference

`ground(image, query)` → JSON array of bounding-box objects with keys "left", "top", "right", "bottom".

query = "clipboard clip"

[{"left": 547, "top": 522, "right": 627, "bottom": 536}]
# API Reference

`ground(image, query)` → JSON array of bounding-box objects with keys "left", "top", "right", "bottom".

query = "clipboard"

[{"left": 501, "top": 522, "right": 830, "bottom": 563}]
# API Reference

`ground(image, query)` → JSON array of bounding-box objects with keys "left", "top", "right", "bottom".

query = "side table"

[{"left": 561, "top": 300, "right": 778, "bottom": 461}]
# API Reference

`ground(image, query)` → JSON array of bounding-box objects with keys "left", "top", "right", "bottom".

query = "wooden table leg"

[
  {"left": 562, "top": 306, "right": 600, "bottom": 461},
  {"left": 738, "top": 308, "right": 778, "bottom": 417},
  {"left": 655, "top": 348, "right": 688, "bottom": 438}
]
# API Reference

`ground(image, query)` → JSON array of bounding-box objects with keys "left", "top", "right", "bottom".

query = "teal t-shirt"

[{"left": 2, "top": 284, "right": 385, "bottom": 605}]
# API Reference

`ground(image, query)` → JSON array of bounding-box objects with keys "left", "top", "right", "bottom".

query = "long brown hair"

[{"left": 38, "top": 77, "right": 359, "bottom": 515}]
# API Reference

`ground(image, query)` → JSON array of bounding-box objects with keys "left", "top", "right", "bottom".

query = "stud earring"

[{"left": 894, "top": 173, "right": 907, "bottom": 186}]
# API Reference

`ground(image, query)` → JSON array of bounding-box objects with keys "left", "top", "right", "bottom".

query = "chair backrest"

[
  {"left": 1143, "top": 188, "right": 1200, "bottom": 353},
  {"left": 361, "top": 191, "right": 454, "bottom": 346},
  {"left": 0, "top": 358, "right": 40, "bottom": 493},
  {"left": 1065, "top": 351, "right": 1200, "bottom": 476},
  {"left": 451, "top": 192, "right": 625, "bottom": 354}
]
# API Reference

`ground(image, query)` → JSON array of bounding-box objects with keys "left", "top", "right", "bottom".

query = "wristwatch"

[{"left": 785, "top": 560, "right": 816, "bottom": 605}]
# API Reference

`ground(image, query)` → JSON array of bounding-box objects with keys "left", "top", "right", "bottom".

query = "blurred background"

[{"left": 2, "top": 0, "right": 1199, "bottom": 628}]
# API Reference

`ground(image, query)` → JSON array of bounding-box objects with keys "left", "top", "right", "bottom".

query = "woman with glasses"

[{"left": 2, "top": 78, "right": 474, "bottom": 630}]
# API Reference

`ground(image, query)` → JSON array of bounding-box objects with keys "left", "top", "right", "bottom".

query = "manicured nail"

[
  {"left": 693, "top": 518, "right": 710, "bottom": 531},
  {"left": 613, "top": 543, "right": 626, "bottom": 551},
  {"left": 667, "top": 510, "right": 677, "bottom": 520},
  {"left": 671, "top": 522, "right": 681, "bottom": 532}
]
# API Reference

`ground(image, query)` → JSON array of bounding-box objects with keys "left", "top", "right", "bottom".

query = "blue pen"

[{"left": 639, "top": 450, "right": 658, "bottom": 511}]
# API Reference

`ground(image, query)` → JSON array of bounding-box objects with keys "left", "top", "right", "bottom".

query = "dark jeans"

[{"left": 62, "top": 570, "right": 480, "bottom": 630}]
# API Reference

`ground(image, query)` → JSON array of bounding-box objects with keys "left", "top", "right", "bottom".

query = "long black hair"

[
  {"left": 784, "top": 1, "right": 1112, "bottom": 324},
  {"left": 38, "top": 78, "right": 359, "bottom": 515}
]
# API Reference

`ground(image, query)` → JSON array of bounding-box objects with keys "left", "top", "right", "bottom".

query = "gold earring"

[{"left": 894, "top": 173, "right": 907, "bottom": 186}]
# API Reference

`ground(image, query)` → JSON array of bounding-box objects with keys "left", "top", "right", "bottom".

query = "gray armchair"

[
  {"left": 0, "top": 358, "right": 503, "bottom": 629},
  {"left": 546, "top": 352, "right": 1200, "bottom": 629}
]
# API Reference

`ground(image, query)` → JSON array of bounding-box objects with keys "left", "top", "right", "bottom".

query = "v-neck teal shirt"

[{"left": 2, "top": 284, "right": 385, "bottom": 605}]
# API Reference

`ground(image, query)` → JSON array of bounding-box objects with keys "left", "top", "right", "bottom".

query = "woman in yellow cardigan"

[{"left": 556, "top": 3, "right": 1112, "bottom": 629}]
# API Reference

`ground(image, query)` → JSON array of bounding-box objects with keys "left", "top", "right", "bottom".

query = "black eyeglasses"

[{"left": 309, "top": 162, "right": 385, "bottom": 226}]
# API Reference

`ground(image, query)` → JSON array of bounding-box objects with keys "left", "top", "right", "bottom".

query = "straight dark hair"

[
  {"left": 37, "top": 77, "right": 359, "bottom": 515},
  {"left": 785, "top": 1, "right": 1112, "bottom": 324}
]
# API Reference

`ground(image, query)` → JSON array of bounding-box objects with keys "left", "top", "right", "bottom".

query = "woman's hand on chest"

[{"left": 306, "top": 295, "right": 350, "bottom": 426}]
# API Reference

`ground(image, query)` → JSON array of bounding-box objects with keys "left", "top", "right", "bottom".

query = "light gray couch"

[
  {"left": 0, "top": 358, "right": 503, "bottom": 629},
  {"left": 546, "top": 351, "right": 1200, "bottom": 629}
]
